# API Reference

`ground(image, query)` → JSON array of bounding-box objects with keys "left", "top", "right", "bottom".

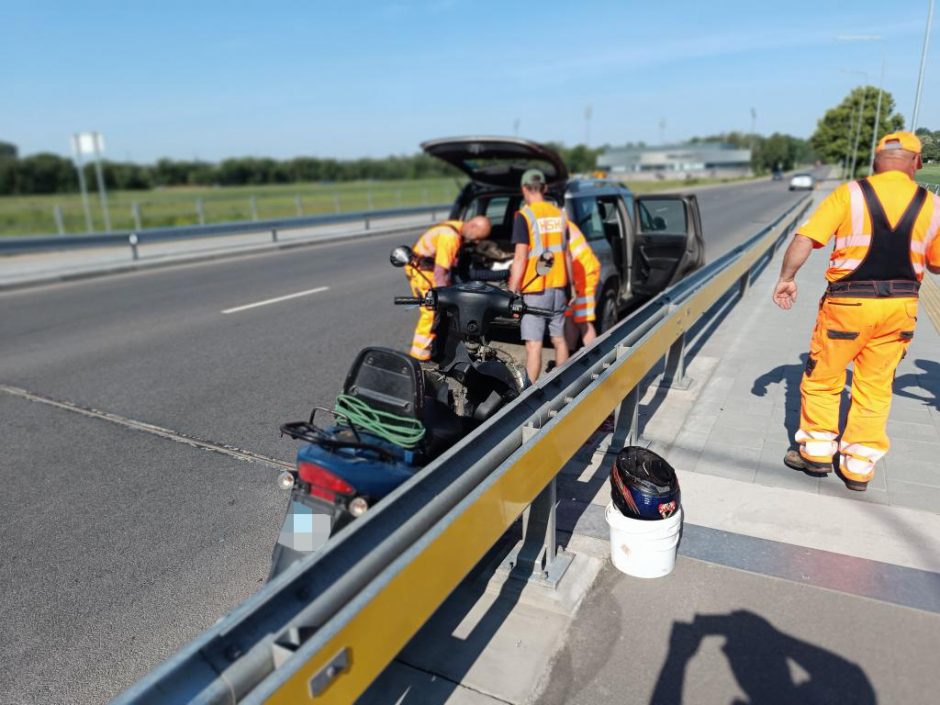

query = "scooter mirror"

[
  {"left": 535, "top": 251, "right": 554, "bottom": 276},
  {"left": 390, "top": 246, "right": 413, "bottom": 267}
]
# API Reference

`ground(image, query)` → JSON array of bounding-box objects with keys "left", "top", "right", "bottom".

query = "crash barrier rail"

[
  {"left": 916, "top": 181, "right": 940, "bottom": 195},
  {"left": 114, "top": 194, "right": 812, "bottom": 705},
  {"left": 0, "top": 204, "right": 451, "bottom": 257}
]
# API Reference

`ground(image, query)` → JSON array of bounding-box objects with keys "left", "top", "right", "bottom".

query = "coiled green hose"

[{"left": 333, "top": 394, "right": 426, "bottom": 449}]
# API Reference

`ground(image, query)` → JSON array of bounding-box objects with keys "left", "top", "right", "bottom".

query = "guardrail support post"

[
  {"left": 53, "top": 205, "right": 65, "bottom": 235},
  {"left": 738, "top": 271, "right": 750, "bottom": 298},
  {"left": 661, "top": 331, "right": 692, "bottom": 390},
  {"left": 271, "top": 228, "right": 278, "bottom": 243},
  {"left": 365, "top": 217, "right": 370, "bottom": 231},
  {"left": 498, "top": 424, "right": 573, "bottom": 588},
  {"left": 610, "top": 386, "right": 640, "bottom": 452}
]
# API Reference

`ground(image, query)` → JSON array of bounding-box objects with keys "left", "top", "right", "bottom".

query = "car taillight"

[{"left": 297, "top": 461, "right": 355, "bottom": 503}]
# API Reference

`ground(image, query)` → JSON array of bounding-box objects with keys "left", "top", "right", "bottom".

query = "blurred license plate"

[{"left": 277, "top": 499, "right": 332, "bottom": 552}]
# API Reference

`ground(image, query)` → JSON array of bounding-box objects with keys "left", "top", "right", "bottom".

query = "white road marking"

[
  {"left": 0, "top": 384, "right": 292, "bottom": 471},
  {"left": 222, "top": 286, "right": 329, "bottom": 314}
]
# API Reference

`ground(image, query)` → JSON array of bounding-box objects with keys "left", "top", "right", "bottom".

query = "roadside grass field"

[
  {"left": 0, "top": 170, "right": 775, "bottom": 237},
  {"left": 0, "top": 178, "right": 465, "bottom": 236},
  {"left": 918, "top": 163, "right": 940, "bottom": 187}
]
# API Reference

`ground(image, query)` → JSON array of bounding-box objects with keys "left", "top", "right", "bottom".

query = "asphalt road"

[{"left": 0, "top": 175, "right": 814, "bottom": 704}]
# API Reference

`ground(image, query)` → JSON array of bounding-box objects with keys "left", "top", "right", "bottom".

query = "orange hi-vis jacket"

[
  {"left": 798, "top": 171, "right": 940, "bottom": 282},
  {"left": 406, "top": 221, "right": 463, "bottom": 361},
  {"left": 411, "top": 220, "right": 464, "bottom": 274},
  {"left": 567, "top": 222, "right": 600, "bottom": 323},
  {"left": 518, "top": 202, "right": 570, "bottom": 292}
]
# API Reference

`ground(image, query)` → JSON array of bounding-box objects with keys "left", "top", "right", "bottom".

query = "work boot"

[{"left": 783, "top": 449, "right": 832, "bottom": 476}]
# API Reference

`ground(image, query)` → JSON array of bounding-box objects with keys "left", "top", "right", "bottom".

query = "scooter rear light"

[{"left": 297, "top": 461, "right": 356, "bottom": 503}]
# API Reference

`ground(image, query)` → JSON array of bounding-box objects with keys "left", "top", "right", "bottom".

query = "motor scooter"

[{"left": 268, "top": 248, "right": 555, "bottom": 578}]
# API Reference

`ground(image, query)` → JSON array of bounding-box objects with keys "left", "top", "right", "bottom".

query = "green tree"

[
  {"left": 811, "top": 86, "right": 904, "bottom": 177},
  {"left": 916, "top": 127, "right": 940, "bottom": 163}
]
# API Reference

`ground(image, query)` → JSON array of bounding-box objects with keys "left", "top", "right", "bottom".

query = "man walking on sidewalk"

[{"left": 772, "top": 132, "right": 940, "bottom": 491}]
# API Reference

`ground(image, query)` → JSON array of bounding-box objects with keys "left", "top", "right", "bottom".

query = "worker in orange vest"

[
  {"left": 406, "top": 216, "right": 491, "bottom": 360},
  {"left": 564, "top": 221, "right": 601, "bottom": 350},
  {"left": 773, "top": 132, "right": 940, "bottom": 491},
  {"left": 508, "top": 169, "right": 572, "bottom": 382}
]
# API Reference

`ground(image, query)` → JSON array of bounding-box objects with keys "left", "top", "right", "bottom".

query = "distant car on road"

[
  {"left": 789, "top": 173, "right": 815, "bottom": 191},
  {"left": 420, "top": 136, "right": 705, "bottom": 335},
  {"left": 771, "top": 168, "right": 783, "bottom": 181}
]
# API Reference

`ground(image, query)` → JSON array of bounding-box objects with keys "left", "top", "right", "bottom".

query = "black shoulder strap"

[
  {"left": 857, "top": 179, "right": 928, "bottom": 234},
  {"left": 856, "top": 179, "right": 890, "bottom": 232},
  {"left": 893, "top": 186, "right": 928, "bottom": 236}
]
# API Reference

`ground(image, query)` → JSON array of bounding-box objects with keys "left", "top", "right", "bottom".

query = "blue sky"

[{"left": 2, "top": 0, "right": 937, "bottom": 162}]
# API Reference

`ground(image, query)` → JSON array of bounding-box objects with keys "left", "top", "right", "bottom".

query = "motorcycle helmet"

[{"left": 610, "top": 446, "right": 680, "bottom": 520}]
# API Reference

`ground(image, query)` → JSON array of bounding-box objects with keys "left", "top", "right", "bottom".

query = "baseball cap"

[
  {"left": 876, "top": 131, "right": 922, "bottom": 155},
  {"left": 521, "top": 168, "right": 547, "bottom": 188}
]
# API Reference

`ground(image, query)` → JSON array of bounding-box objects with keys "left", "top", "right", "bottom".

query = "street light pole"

[
  {"left": 840, "top": 69, "right": 868, "bottom": 178},
  {"left": 850, "top": 88, "right": 867, "bottom": 178},
  {"left": 838, "top": 36, "right": 884, "bottom": 174},
  {"left": 869, "top": 53, "right": 885, "bottom": 173},
  {"left": 911, "top": 0, "right": 935, "bottom": 131},
  {"left": 70, "top": 134, "right": 94, "bottom": 233}
]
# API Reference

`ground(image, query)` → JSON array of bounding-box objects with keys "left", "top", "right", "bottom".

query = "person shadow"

[
  {"left": 751, "top": 354, "right": 852, "bottom": 453},
  {"left": 751, "top": 354, "right": 807, "bottom": 446},
  {"left": 650, "top": 610, "right": 876, "bottom": 705},
  {"left": 894, "top": 359, "right": 940, "bottom": 411}
]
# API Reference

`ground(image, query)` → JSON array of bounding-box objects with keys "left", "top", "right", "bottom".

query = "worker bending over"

[{"left": 406, "top": 216, "right": 491, "bottom": 360}]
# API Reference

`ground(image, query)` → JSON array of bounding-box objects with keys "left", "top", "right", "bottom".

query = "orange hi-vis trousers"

[
  {"left": 798, "top": 295, "right": 918, "bottom": 483},
  {"left": 408, "top": 271, "right": 435, "bottom": 361}
]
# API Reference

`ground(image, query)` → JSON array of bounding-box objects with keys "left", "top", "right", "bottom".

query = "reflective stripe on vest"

[
  {"left": 839, "top": 180, "right": 925, "bottom": 283},
  {"left": 520, "top": 204, "right": 568, "bottom": 292},
  {"left": 831, "top": 180, "right": 930, "bottom": 281}
]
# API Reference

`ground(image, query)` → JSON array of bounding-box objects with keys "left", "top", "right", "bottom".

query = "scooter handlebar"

[{"left": 524, "top": 306, "right": 556, "bottom": 318}]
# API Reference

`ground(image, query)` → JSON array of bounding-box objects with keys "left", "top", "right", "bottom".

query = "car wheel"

[{"left": 596, "top": 288, "right": 618, "bottom": 335}]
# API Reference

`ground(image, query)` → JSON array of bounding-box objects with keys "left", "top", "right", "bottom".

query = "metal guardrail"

[
  {"left": 0, "top": 204, "right": 451, "bottom": 256},
  {"left": 113, "top": 195, "right": 812, "bottom": 705},
  {"left": 917, "top": 181, "right": 940, "bottom": 195}
]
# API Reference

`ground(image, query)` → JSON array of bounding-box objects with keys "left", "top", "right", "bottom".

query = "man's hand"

[
  {"left": 772, "top": 279, "right": 797, "bottom": 310},
  {"left": 772, "top": 234, "right": 814, "bottom": 310}
]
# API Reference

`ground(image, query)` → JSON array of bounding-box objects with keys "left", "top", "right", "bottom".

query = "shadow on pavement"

[
  {"left": 894, "top": 359, "right": 940, "bottom": 411},
  {"left": 358, "top": 519, "right": 542, "bottom": 704},
  {"left": 750, "top": 354, "right": 853, "bottom": 449},
  {"left": 650, "top": 610, "right": 876, "bottom": 705}
]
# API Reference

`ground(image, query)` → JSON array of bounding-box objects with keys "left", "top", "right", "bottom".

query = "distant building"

[{"left": 597, "top": 143, "right": 752, "bottom": 181}]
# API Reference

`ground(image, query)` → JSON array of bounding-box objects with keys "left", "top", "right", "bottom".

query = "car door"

[{"left": 632, "top": 194, "right": 704, "bottom": 296}]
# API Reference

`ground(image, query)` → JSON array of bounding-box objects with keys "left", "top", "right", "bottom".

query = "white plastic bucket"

[{"left": 605, "top": 502, "right": 683, "bottom": 579}]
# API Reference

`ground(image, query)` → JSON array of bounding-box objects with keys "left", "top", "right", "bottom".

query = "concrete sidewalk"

[
  {"left": 358, "top": 183, "right": 940, "bottom": 705},
  {"left": 0, "top": 212, "right": 433, "bottom": 290}
]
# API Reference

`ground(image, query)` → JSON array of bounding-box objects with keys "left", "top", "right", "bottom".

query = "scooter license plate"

[{"left": 277, "top": 499, "right": 332, "bottom": 552}]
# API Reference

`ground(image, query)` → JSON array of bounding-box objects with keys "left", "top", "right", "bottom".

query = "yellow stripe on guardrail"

[{"left": 263, "top": 200, "right": 810, "bottom": 704}]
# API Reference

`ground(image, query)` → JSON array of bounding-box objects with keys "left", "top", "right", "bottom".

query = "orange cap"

[{"left": 876, "top": 131, "right": 922, "bottom": 154}]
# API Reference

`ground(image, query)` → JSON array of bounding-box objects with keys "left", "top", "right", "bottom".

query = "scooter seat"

[{"left": 343, "top": 347, "right": 425, "bottom": 419}]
